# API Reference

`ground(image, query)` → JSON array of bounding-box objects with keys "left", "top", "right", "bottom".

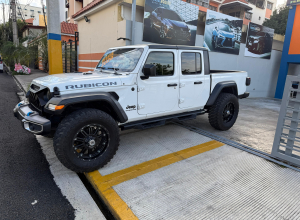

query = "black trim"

[
  {"left": 238, "top": 92, "right": 250, "bottom": 99},
  {"left": 121, "top": 109, "right": 206, "bottom": 130},
  {"left": 246, "top": 77, "right": 251, "bottom": 86},
  {"left": 203, "top": 50, "right": 210, "bottom": 75},
  {"left": 206, "top": 81, "right": 238, "bottom": 106},
  {"left": 148, "top": 44, "right": 208, "bottom": 51},
  {"left": 13, "top": 104, "right": 51, "bottom": 135},
  {"left": 44, "top": 92, "right": 128, "bottom": 123}
]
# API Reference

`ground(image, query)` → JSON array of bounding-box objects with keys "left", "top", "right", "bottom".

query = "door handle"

[
  {"left": 194, "top": 81, "right": 203, "bottom": 85},
  {"left": 168, "top": 83, "right": 177, "bottom": 87}
]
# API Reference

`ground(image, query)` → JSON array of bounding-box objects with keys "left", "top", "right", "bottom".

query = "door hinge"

[
  {"left": 179, "top": 83, "right": 185, "bottom": 88},
  {"left": 179, "top": 98, "right": 184, "bottom": 104},
  {"left": 138, "top": 86, "right": 145, "bottom": 92},
  {"left": 138, "top": 103, "right": 145, "bottom": 110}
]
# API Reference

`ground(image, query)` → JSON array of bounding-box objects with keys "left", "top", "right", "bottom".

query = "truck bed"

[{"left": 210, "top": 71, "right": 248, "bottom": 96}]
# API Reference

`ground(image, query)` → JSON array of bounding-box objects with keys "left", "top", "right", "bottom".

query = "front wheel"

[
  {"left": 53, "top": 109, "right": 120, "bottom": 173},
  {"left": 208, "top": 93, "right": 239, "bottom": 131}
]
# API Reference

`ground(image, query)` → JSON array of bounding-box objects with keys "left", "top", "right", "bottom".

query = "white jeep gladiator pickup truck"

[{"left": 14, "top": 44, "right": 250, "bottom": 172}]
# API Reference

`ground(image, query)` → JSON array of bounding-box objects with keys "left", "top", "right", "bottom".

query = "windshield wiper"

[{"left": 106, "top": 67, "right": 121, "bottom": 75}]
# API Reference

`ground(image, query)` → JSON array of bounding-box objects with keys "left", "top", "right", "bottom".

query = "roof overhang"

[
  {"left": 73, "top": 0, "right": 120, "bottom": 21},
  {"left": 220, "top": 1, "right": 252, "bottom": 10}
]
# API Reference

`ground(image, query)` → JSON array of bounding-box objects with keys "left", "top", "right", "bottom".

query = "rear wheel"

[
  {"left": 208, "top": 93, "right": 239, "bottom": 131},
  {"left": 53, "top": 108, "right": 120, "bottom": 173}
]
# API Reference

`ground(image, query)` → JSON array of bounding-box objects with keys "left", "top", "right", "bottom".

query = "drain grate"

[{"left": 173, "top": 122, "right": 300, "bottom": 173}]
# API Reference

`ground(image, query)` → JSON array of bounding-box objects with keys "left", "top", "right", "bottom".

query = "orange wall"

[
  {"left": 243, "top": 18, "right": 250, "bottom": 25},
  {"left": 78, "top": 53, "right": 105, "bottom": 72},
  {"left": 289, "top": 5, "right": 300, "bottom": 55},
  {"left": 265, "top": 8, "right": 272, "bottom": 19},
  {"left": 61, "top": 35, "right": 76, "bottom": 42}
]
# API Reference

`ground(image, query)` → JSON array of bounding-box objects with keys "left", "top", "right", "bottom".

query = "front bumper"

[{"left": 13, "top": 101, "right": 51, "bottom": 135}]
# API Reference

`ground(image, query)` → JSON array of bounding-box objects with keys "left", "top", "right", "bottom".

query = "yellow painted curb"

[{"left": 86, "top": 140, "right": 224, "bottom": 220}]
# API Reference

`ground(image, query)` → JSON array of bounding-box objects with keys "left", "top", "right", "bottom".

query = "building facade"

[{"left": 16, "top": 4, "right": 47, "bottom": 24}]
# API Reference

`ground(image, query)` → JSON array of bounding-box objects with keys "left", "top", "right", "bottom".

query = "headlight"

[
  {"left": 48, "top": 104, "right": 65, "bottom": 111},
  {"left": 254, "top": 40, "right": 259, "bottom": 43},
  {"left": 218, "top": 34, "right": 225, "bottom": 38}
]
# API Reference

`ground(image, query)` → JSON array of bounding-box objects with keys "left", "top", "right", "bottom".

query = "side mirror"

[{"left": 141, "top": 64, "right": 156, "bottom": 80}]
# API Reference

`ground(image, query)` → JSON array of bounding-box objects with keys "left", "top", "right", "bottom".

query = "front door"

[
  {"left": 137, "top": 50, "right": 179, "bottom": 115},
  {"left": 178, "top": 50, "right": 210, "bottom": 109}
]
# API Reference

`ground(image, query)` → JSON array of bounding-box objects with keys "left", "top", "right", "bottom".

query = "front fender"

[{"left": 44, "top": 92, "right": 128, "bottom": 123}]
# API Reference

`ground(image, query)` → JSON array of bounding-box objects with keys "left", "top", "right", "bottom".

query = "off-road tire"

[
  {"left": 208, "top": 93, "right": 239, "bottom": 131},
  {"left": 53, "top": 108, "right": 120, "bottom": 173}
]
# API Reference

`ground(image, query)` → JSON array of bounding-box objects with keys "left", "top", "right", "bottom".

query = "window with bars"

[
  {"left": 267, "top": 2, "right": 273, "bottom": 9},
  {"left": 229, "top": 11, "right": 241, "bottom": 18}
]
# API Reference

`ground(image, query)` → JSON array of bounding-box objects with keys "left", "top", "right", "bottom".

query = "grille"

[
  {"left": 223, "top": 38, "right": 233, "bottom": 47},
  {"left": 28, "top": 91, "right": 42, "bottom": 112}
]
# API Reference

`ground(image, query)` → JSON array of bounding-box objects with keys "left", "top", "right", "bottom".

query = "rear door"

[{"left": 178, "top": 50, "right": 210, "bottom": 109}]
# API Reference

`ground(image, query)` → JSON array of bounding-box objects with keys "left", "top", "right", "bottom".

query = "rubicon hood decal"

[
  {"left": 65, "top": 82, "right": 118, "bottom": 90},
  {"left": 31, "top": 72, "right": 123, "bottom": 92}
]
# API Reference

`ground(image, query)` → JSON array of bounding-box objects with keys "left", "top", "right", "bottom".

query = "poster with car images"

[
  {"left": 143, "top": 0, "right": 199, "bottom": 46},
  {"left": 244, "top": 22, "right": 274, "bottom": 59},
  {"left": 203, "top": 10, "right": 243, "bottom": 55}
]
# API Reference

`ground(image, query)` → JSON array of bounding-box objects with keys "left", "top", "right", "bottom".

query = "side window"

[
  {"left": 181, "top": 52, "right": 202, "bottom": 75},
  {"left": 144, "top": 52, "right": 174, "bottom": 76}
]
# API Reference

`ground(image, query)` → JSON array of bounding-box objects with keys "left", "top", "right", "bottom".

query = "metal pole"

[
  {"left": 75, "top": 32, "right": 78, "bottom": 72},
  {"left": 69, "top": 40, "right": 73, "bottom": 72},
  {"left": 46, "top": 0, "right": 63, "bottom": 75},
  {"left": 64, "top": 42, "right": 67, "bottom": 73},
  {"left": 131, "top": 0, "right": 136, "bottom": 45},
  {"left": 10, "top": 0, "right": 18, "bottom": 46},
  {"left": 2, "top": 3, "right": 5, "bottom": 40}
]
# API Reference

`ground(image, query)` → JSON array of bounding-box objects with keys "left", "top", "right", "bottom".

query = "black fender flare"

[
  {"left": 206, "top": 81, "right": 238, "bottom": 106},
  {"left": 44, "top": 92, "right": 128, "bottom": 123}
]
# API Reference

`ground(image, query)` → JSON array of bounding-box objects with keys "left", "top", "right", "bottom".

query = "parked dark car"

[
  {"left": 246, "top": 32, "right": 272, "bottom": 54},
  {"left": 211, "top": 23, "right": 236, "bottom": 49},
  {"left": 149, "top": 7, "right": 191, "bottom": 41}
]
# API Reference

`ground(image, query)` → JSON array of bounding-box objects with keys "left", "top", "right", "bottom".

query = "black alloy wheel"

[
  {"left": 53, "top": 109, "right": 120, "bottom": 173},
  {"left": 208, "top": 93, "right": 239, "bottom": 131},
  {"left": 73, "top": 124, "right": 109, "bottom": 160},
  {"left": 222, "top": 103, "right": 234, "bottom": 123}
]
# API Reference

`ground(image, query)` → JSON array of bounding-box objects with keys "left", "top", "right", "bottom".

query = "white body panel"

[
  {"left": 211, "top": 71, "right": 247, "bottom": 96},
  {"left": 29, "top": 45, "right": 248, "bottom": 124}
]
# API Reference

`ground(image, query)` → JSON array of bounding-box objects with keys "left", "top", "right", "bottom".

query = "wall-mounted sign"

[
  {"left": 286, "top": 0, "right": 300, "bottom": 6},
  {"left": 203, "top": 10, "right": 243, "bottom": 55},
  {"left": 143, "top": 0, "right": 199, "bottom": 46},
  {"left": 244, "top": 22, "right": 274, "bottom": 59}
]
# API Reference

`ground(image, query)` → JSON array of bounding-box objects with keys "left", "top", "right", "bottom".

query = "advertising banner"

[
  {"left": 244, "top": 22, "right": 274, "bottom": 59},
  {"left": 203, "top": 10, "right": 243, "bottom": 55},
  {"left": 143, "top": 0, "right": 199, "bottom": 46},
  {"left": 286, "top": 0, "right": 300, "bottom": 6}
]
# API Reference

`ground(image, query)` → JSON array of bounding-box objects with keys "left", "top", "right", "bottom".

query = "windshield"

[
  {"left": 219, "top": 24, "right": 231, "bottom": 32},
  {"left": 97, "top": 48, "right": 144, "bottom": 72},
  {"left": 163, "top": 9, "right": 182, "bottom": 21}
]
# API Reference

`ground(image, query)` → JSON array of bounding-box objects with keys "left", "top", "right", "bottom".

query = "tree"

[{"left": 263, "top": 6, "right": 290, "bottom": 35}]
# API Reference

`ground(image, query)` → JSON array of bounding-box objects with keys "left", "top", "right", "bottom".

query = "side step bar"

[{"left": 120, "top": 110, "right": 206, "bottom": 130}]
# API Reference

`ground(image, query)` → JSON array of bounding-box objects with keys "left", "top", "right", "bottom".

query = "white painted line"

[
  {"left": 15, "top": 86, "right": 105, "bottom": 220},
  {"left": 36, "top": 136, "right": 106, "bottom": 220}
]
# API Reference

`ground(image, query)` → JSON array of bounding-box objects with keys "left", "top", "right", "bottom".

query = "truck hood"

[{"left": 32, "top": 72, "right": 123, "bottom": 92}]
